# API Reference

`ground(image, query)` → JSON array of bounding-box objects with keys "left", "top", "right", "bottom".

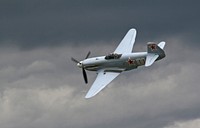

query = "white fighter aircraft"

[{"left": 71, "top": 28, "right": 166, "bottom": 98}]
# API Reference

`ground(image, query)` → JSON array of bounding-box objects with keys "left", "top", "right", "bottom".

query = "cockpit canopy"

[{"left": 105, "top": 53, "right": 122, "bottom": 60}]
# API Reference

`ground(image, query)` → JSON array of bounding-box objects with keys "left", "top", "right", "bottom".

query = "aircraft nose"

[{"left": 77, "top": 61, "right": 83, "bottom": 68}]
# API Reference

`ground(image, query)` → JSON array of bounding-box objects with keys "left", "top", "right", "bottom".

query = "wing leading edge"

[
  {"left": 85, "top": 29, "right": 136, "bottom": 98},
  {"left": 114, "top": 28, "right": 137, "bottom": 54},
  {"left": 85, "top": 70, "right": 121, "bottom": 98}
]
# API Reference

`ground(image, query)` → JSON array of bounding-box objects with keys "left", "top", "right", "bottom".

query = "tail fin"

[{"left": 145, "top": 42, "right": 166, "bottom": 67}]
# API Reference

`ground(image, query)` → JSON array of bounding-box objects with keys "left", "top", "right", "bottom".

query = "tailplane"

[{"left": 145, "top": 42, "right": 166, "bottom": 67}]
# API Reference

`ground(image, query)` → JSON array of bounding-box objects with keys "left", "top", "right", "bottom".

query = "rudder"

[{"left": 145, "top": 42, "right": 166, "bottom": 67}]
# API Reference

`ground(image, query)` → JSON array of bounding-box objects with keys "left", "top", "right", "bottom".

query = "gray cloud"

[
  {"left": 0, "top": 35, "right": 200, "bottom": 128},
  {"left": 0, "top": 0, "right": 200, "bottom": 49},
  {"left": 0, "top": 1, "right": 200, "bottom": 128},
  {"left": 164, "top": 119, "right": 200, "bottom": 128}
]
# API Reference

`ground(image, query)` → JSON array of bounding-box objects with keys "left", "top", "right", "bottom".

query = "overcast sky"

[{"left": 0, "top": 1, "right": 200, "bottom": 128}]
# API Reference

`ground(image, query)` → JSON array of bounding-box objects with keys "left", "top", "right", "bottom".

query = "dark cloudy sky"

[{"left": 0, "top": 0, "right": 200, "bottom": 128}]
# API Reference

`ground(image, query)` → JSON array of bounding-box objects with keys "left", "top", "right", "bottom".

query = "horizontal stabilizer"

[
  {"left": 145, "top": 42, "right": 165, "bottom": 67},
  {"left": 158, "top": 41, "right": 165, "bottom": 49},
  {"left": 145, "top": 54, "right": 159, "bottom": 67}
]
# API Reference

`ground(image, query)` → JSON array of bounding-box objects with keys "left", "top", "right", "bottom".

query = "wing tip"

[
  {"left": 129, "top": 28, "right": 137, "bottom": 33},
  {"left": 85, "top": 94, "right": 94, "bottom": 99}
]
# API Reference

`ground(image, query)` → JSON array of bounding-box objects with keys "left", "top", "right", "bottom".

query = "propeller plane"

[{"left": 71, "top": 28, "right": 166, "bottom": 98}]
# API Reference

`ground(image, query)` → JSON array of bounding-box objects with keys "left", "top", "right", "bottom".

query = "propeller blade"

[
  {"left": 85, "top": 51, "right": 91, "bottom": 59},
  {"left": 82, "top": 68, "right": 88, "bottom": 84},
  {"left": 71, "top": 52, "right": 89, "bottom": 84},
  {"left": 71, "top": 57, "right": 79, "bottom": 63}
]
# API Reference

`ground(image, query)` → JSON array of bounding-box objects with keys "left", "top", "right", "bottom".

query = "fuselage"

[{"left": 80, "top": 52, "right": 152, "bottom": 72}]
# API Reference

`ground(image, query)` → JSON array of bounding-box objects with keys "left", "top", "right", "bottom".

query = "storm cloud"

[
  {"left": 0, "top": 1, "right": 200, "bottom": 128},
  {"left": 0, "top": 0, "right": 199, "bottom": 48}
]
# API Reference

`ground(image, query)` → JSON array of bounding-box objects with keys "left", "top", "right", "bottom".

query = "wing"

[
  {"left": 114, "top": 28, "right": 137, "bottom": 54},
  {"left": 85, "top": 70, "right": 121, "bottom": 98}
]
